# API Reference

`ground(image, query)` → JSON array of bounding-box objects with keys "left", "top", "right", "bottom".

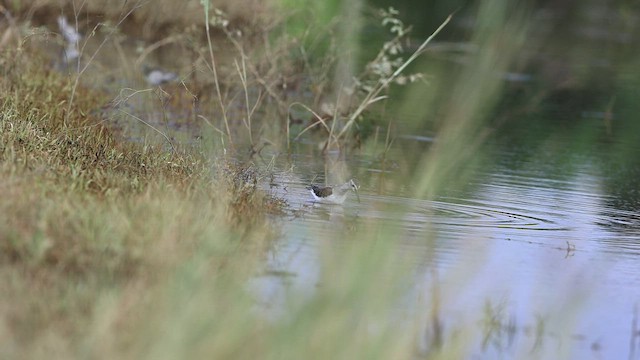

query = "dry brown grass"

[
  {"left": 7, "top": 0, "right": 273, "bottom": 38},
  {"left": 0, "top": 43, "right": 282, "bottom": 358}
]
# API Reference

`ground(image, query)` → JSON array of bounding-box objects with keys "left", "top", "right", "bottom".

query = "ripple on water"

[{"left": 358, "top": 194, "right": 567, "bottom": 233}]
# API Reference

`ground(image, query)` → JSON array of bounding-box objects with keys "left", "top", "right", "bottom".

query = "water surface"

[{"left": 254, "top": 136, "right": 640, "bottom": 359}]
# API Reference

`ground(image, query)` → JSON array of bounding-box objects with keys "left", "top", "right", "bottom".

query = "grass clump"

[
  {"left": 0, "top": 45, "right": 280, "bottom": 358},
  {"left": 1, "top": 52, "right": 201, "bottom": 191}
]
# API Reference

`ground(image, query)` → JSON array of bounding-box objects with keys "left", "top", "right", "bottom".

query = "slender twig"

[
  {"left": 324, "top": 85, "right": 343, "bottom": 152},
  {"left": 134, "top": 35, "right": 184, "bottom": 67},
  {"left": 234, "top": 57, "right": 260, "bottom": 146},
  {"left": 289, "top": 102, "right": 339, "bottom": 146},
  {"left": 197, "top": 115, "right": 225, "bottom": 136},
  {"left": 336, "top": 14, "right": 452, "bottom": 140},
  {"left": 224, "top": 28, "right": 288, "bottom": 112},
  {"left": 118, "top": 109, "right": 176, "bottom": 152},
  {"left": 65, "top": 1, "right": 146, "bottom": 126},
  {"left": 201, "top": 1, "right": 233, "bottom": 148}
]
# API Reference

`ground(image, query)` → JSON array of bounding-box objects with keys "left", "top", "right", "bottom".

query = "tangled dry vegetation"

[
  {"left": 0, "top": 40, "right": 281, "bottom": 355},
  {"left": 3, "top": 1, "right": 436, "bottom": 155}
]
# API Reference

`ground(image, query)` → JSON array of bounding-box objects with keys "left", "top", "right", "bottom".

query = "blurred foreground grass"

[{"left": 1, "top": 0, "right": 627, "bottom": 357}]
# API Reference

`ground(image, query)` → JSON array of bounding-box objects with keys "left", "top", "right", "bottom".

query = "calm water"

[{"left": 252, "top": 136, "right": 640, "bottom": 359}]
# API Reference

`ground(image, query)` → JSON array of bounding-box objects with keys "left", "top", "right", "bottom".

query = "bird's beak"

[{"left": 354, "top": 187, "right": 361, "bottom": 203}]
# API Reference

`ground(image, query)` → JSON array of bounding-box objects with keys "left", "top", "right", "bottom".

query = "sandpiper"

[{"left": 307, "top": 179, "right": 360, "bottom": 204}]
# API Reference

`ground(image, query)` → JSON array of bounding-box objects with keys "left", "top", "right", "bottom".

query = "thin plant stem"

[
  {"left": 234, "top": 57, "right": 259, "bottom": 146},
  {"left": 118, "top": 109, "right": 176, "bottom": 152},
  {"left": 336, "top": 14, "right": 452, "bottom": 140},
  {"left": 290, "top": 102, "right": 339, "bottom": 145},
  {"left": 201, "top": 1, "right": 233, "bottom": 148},
  {"left": 65, "top": 1, "right": 144, "bottom": 126}
]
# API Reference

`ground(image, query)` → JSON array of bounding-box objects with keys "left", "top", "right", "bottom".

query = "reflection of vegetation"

[{"left": 480, "top": 301, "right": 517, "bottom": 352}]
